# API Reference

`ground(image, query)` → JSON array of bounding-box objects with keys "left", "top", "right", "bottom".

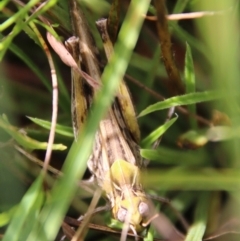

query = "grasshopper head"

[
  {"left": 102, "top": 160, "right": 150, "bottom": 232},
  {"left": 112, "top": 194, "right": 150, "bottom": 233}
]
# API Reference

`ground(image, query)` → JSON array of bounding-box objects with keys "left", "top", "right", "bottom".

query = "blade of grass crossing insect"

[
  {"left": 185, "top": 192, "right": 210, "bottom": 241},
  {"left": 138, "top": 90, "right": 225, "bottom": 117},
  {"left": 141, "top": 116, "right": 178, "bottom": 147},
  {"left": 184, "top": 42, "right": 197, "bottom": 129},
  {"left": 28, "top": 1, "right": 151, "bottom": 240},
  {"left": 3, "top": 175, "right": 45, "bottom": 241},
  {"left": 27, "top": 137, "right": 92, "bottom": 241}
]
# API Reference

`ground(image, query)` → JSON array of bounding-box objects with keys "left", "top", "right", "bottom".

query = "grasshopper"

[{"left": 67, "top": 0, "right": 151, "bottom": 236}]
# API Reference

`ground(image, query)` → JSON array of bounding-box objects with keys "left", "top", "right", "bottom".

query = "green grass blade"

[
  {"left": 184, "top": 42, "right": 197, "bottom": 129},
  {"left": 185, "top": 192, "right": 210, "bottom": 241},
  {"left": 27, "top": 116, "right": 73, "bottom": 138},
  {"left": 0, "top": 206, "right": 18, "bottom": 227},
  {"left": 138, "top": 90, "right": 225, "bottom": 117},
  {"left": 0, "top": 0, "right": 41, "bottom": 32},
  {"left": 140, "top": 147, "right": 208, "bottom": 165},
  {"left": 141, "top": 116, "right": 178, "bottom": 147},
  {"left": 0, "top": 0, "right": 57, "bottom": 60},
  {"left": 0, "top": 115, "right": 67, "bottom": 150},
  {"left": 143, "top": 168, "right": 240, "bottom": 191},
  {"left": 0, "top": 0, "right": 11, "bottom": 11},
  {"left": 2, "top": 175, "right": 45, "bottom": 241}
]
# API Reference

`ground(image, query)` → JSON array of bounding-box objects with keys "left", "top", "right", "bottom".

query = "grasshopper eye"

[
  {"left": 139, "top": 202, "right": 149, "bottom": 216},
  {"left": 117, "top": 207, "right": 127, "bottom": 222}
]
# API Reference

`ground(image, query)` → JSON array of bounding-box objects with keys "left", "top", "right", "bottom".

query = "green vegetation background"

[{"left": 0, "top": 0, "right": 240, "bottom": 241}]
